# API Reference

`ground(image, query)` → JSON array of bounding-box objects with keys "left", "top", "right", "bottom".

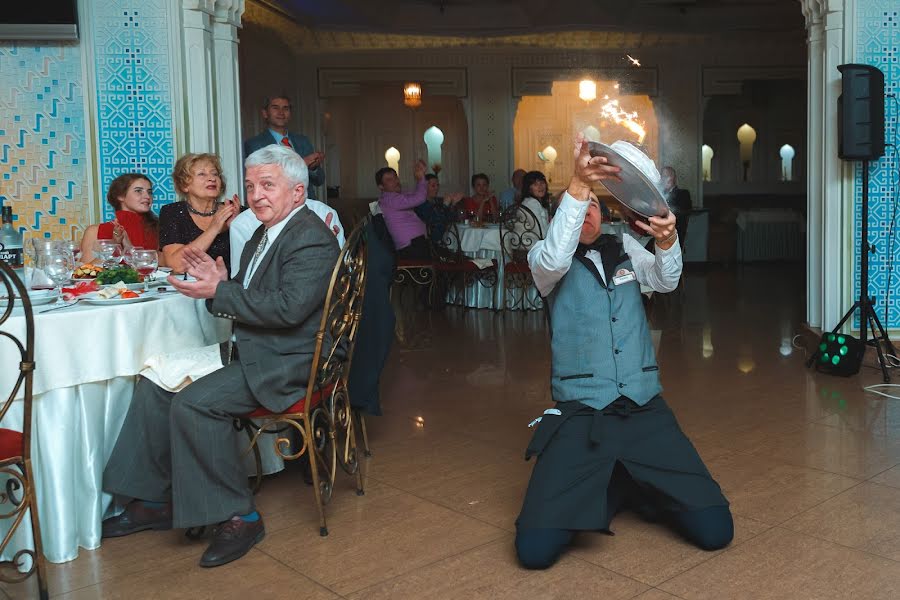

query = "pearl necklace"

[{"left": 185, "top": 200, "right": 218, "bottom": 217}]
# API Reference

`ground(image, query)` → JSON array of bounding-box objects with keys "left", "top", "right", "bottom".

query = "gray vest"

[{"left": 547, "top": 243, "right": 662, "bottom": 410}]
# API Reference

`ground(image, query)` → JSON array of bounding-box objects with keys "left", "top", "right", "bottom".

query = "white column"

[
  {"left": 212, "top": 0, "right": 245, "bottom": 199},
  {"left": 803, "top": 1, "right": 825, "bottom": 328},
  {"left": 181, "top": 0, "right": 217, "bottom": 153}
]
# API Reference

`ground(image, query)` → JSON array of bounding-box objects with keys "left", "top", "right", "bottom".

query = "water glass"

[
  {"left": 37, "top": 249, "right": 74, "bottom": 304},
  {"left": 131, "top": 249, "right": 158, "bottom": 292},
  {"left": 93, "top": 240, "right": 120, "bottom": 269}
]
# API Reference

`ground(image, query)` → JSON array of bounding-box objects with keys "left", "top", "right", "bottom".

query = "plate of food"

[
  {"left": 73, "top": 263, "right": 104, "bottom": 280},
  {"left": 587, "top": 141, "right": 670, "bottom": 219},
  {"left": 94, "top": 266, "right": 144, "bottom": 286},
  {"left": 81, "top": 284, "right": 157, "bottom": 305}
]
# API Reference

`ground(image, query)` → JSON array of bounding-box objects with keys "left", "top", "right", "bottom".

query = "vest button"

[
  {"left": 611, "top": 317, "right": 618, "bottom": 322},
  {"left": 618, "top": 382, "right": 625, "bottom": 388},
  {"left": 614, "top": 349, "right": 620, "bottom": 354}
]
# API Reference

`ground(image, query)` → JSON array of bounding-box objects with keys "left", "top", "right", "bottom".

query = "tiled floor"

[{"left": 7, "top": 263, "right": 900, "bottom": 599}]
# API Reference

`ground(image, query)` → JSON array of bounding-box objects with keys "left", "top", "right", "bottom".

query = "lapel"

[
  {"left": 247, "top": 206, "right": 310, "bottom": 288},
  {"left": 234, "top": 224, "right": 265, "bottom": 283}
]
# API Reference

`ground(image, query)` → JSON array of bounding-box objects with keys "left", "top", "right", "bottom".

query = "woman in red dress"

[
  {"left": 80, "top": 173, "right": 160, "bottom": 263},
  {"left": 460, "top": 172, "right": 499, "bottom": 223}
]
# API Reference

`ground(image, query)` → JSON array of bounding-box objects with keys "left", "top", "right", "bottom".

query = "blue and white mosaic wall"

[
  {"left": 0, "top": 44, "right": 88, "bottom": 241},
  {"left": 854, "top": 2, "right": 900, "bottom": 330},
  {"left": 92, "top": 0, "right": 176, "bottom": 222},
  {"left": 0, "top": 0, "right": 177, "bottom": 246}
]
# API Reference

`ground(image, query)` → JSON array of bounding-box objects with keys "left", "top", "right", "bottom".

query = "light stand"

[{"left": 806, "top": 160, "right": 897, "bottom": 382}]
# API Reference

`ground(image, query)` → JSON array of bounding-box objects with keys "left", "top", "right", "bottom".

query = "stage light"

[{"left": 814, "top": 332, "right": 864, "bottom": 377}]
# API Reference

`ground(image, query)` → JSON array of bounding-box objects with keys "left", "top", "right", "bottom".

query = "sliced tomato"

[{"left": 120, "top": 291, "right": 140, "bottom": 299}]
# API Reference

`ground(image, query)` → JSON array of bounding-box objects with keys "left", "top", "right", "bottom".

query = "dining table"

[{"left": 0, "top": 288, "right": 233, "bottom": 564}]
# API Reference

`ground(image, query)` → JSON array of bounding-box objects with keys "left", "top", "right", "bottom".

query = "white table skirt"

[{"left": 0, "top": 293, "right": 254, "bottom": 564}]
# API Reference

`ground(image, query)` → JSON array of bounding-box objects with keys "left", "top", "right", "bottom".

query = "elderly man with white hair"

[{"left": 101, "top": 145, "right": 339, "bottom": 568}]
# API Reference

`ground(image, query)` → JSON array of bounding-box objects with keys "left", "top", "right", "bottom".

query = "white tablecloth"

[{"left": 0, "top": 293, "right": 232, "bottom": 563}]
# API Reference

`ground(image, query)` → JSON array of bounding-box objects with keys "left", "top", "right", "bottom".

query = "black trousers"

[{"left": 396, "top": 235, "right": 431, "bottom": 262}]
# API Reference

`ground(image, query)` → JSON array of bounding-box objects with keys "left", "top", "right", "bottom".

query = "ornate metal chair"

[
  {"left": 432, "top": 221, "right": 498, "bottom": 309},
  {"left": 500, "top": 203, "right": 544, "bottom": 311},
  {"left": 237, "top": 220, "right": 368, "bottom": 537},
  {"left": 0, "top": 262, "right": 49, "bottom": 599}
]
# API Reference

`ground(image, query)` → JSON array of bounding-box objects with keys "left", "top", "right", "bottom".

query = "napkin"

[
  {"left": 470, "top": 258, "right": 495, "bottom": 270},
  {"left": 140, "top": 344, "right": 224, "bottom": 393},
  {"left": 61, "top": 280, "right": 99, "bottom": 300}
]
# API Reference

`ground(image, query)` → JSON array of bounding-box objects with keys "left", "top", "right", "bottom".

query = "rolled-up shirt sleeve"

[
  {"left": 528, "top": 192, "right": 589, "bottom": 297},
  {"left": 623, "top": 233, "right": 683, "bottom": 293}
]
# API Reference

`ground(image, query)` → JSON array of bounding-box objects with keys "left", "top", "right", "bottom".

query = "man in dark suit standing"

[
  {"left": 101, "top": 145, "right": 339, "bottom": 568},
  {"left": 661, "top": 166, "right": 692, "bottom": 247},
  {"left": 243, "top": 95, "right": 325, "bottom": 189}
]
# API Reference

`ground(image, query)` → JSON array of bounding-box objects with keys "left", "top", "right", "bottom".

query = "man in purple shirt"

[{"left": 377, "top": 159, "right": 430, "bottom": 261}]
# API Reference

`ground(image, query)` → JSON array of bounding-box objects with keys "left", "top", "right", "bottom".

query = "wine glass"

[
  {"left": 60, "top": 240, "right": 82, "bottom": 265},
  {"left": 93, "top": 240, "right": 120, "bottom": 269},
  {"left": 37, "top": 249, "right": 74, "bottom": 304},
  {"left": 131, "top": 249, "right": 158, "bottom": 292}
]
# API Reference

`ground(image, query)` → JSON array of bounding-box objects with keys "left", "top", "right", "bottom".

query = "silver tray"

[{"left": 587, "top": 141, "right": 669, "bottom": 219}]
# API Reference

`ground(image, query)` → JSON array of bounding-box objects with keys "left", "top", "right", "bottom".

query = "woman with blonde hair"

[{"left": 160, "top": 153, "right": 239, "bottom": 272}]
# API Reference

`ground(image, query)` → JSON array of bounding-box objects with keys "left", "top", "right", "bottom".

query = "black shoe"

[
  {"left": 199, "top": 516, "right": 265, "bottom": 568},
  {"left": 102, "top": 501, "right": 172, "bottom": 538}
]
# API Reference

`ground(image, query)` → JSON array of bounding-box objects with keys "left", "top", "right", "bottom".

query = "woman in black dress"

[{"left": 160, "top": 153, "right": 238, "bottom": 272}]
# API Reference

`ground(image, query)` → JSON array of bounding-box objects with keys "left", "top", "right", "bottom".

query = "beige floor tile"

[
  {"left": 570, "top": 512, "right": 770, "bottom": 586},
  {"left": 658, "top": 527, "right": 900, "bottom": 600},
  {"left": 782, "top": 481, "right": 900, "bottom": 561},
  {"left": 749, "top": 422, "right": 900, "bottom": 479},
  {"left": 257, "top": 490, "right": 507, "bottom": 596},
  {"left": 706, "top": 452, "right": 861, "bottom": 524},
  {"left": 871, "top": 464, "right": 900, "bottom": 489},
  {"left": 347, "top": 538, "right": 648, "bottom": 600},
  {"left": 632, "top": 590, "right": 686, "bottom": 600},
  {"left": 56, "top": 550, "right": 338, "bottom": 600}
]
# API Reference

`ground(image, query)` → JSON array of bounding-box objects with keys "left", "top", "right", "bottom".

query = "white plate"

[
  {"left": 81, "top": 294, "right": 158, "bottom": 306},
  {"left": 1, "top": 290, "right": 61, "bottom": 307}
]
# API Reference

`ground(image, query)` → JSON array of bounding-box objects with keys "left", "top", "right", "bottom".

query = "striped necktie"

[{"left": 245, "top": 230, "right": 269, "bottom": 286}]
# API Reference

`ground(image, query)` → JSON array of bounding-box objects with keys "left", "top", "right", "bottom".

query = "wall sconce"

[
  {"left": 579, "top": 79, "right": 597, "bottom": 102},
  {"left": 403, "top": 82, "right": 422, "bottom": 108}
]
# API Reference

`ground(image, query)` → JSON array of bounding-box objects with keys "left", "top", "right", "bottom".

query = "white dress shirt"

[
  {"left": 241, "top": 205, "right": 304, "bottom": 288},
  {"left": 230, "top": 198, "right": 345, "bottom": 278},
  {"left": 528, "top": 191, "right": 682, "bottom": 297}
]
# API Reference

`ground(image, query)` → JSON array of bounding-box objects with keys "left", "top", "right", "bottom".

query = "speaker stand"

[{"left": 807, "top": 160, "right": 897, "bottom": 382}]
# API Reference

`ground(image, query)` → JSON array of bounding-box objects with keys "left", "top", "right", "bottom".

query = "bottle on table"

[{"left": 0, "top": 206, "right": 24, "bottom": 272}]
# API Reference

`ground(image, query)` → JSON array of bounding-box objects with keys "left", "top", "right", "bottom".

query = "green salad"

[{"left": 95, "top": 266, "right": 142, "bottom": 284}]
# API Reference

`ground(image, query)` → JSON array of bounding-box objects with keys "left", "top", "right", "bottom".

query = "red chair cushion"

[
  {"left": 505, "top": 261, "right": 531, "bottom": 274},
  {"left": 245, "top": 383, "right": 336, "bottom": 418},
  {"left": 435, "top": 259, "right": 496, "bottom": 272},
  {"left": 0, "top": 428, "right": 23, "bottom": 461},
  {"left": 396, "top": 259, "right": 434, "bottom": 268}
]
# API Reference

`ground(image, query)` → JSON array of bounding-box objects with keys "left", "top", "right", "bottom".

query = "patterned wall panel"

[
  {"left": 855, "top": 2, "right": 899, "bottom": 329},
  {"left": 92, "top": 0, "right": 176, "bottom": 222},
  {"left": 0, "top": 43, "right": 88, "bottom": 242}
]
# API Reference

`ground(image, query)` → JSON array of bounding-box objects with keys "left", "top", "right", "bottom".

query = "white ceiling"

[{"left": 262, "top": 0, "right": 805, "bottom": 38}]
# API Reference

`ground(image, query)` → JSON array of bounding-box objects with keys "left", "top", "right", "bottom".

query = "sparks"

[
  {"left": 625, "top": 54, "right": 641, "bottom": 67},
  {"left": 600, "top": 99, "right": 646, "bottom": 145}
]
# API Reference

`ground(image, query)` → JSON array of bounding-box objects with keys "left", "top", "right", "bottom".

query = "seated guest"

[
  {"left": 229, "top": 196, "right": 344, "bottom": 277},
  {"left": 499, "top": 168, "right": 526, "bottom": 210},
  {"left": 377, "top": 159, "right": 430, "bottom": 261},
  {"left": 415, "top": 174, "right": 463, "bottom": 245},
  {"left": 160, "top": 153, "right": 238, "bottom": 273},
  {"left": 461, "top": 173, "right": 499, "bottom": 222},
  {"left": 101, "top": 145, "right": 340, "bottom": 568},
  {"left": 80, "top": 173, "right": 160, "bottom": 263},
  {"left": 519, "top": 170, "right": 551, "bottom": 236}
]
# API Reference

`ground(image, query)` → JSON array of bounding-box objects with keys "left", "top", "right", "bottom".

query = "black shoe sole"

[
  {"left": 198, "top": 528, "right": 266, "bottom": 568},
  {"left": 102, "top": 519, "right": 173, "bottom": 539}
]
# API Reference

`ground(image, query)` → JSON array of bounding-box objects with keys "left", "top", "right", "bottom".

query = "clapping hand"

[
  {"left": 211, "top": 196, "right": 239, "bottom": 232},
  {"left": 413, "top": 159, "right": 427, "bottom": 181},
  {"left": 324, "top": 212, "right": 340, "bottom": 237},
  {"left": 444, "top": 192, "right": 464, "bottom": 206},
  {"left": 167, "top": 246, "right": 228, "bottom": 299}
]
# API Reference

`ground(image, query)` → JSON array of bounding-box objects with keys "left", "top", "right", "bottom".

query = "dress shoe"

[
  {"left": 102, "top": 501, "right": 172, "bottom": 538},
  {"left": 199, "top": 515, "right": 265, "bottom": 568}
]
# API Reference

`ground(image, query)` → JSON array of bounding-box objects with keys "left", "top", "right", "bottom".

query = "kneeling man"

[
  {"left": 515, "top": 138, "right": 732, "bottom": 569},
  {"left": 102, "top": 145, "right": 339, "bottom": 567}
]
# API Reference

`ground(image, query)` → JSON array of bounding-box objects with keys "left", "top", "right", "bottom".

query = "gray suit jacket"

[
  {"left": 209, "top": 206, "right": 340, "bottom": 412},
  {"left": 243, "top": 131, "right": 325, "bottom": 187}
]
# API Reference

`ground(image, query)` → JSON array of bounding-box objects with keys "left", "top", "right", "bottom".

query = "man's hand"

[
  {"left": 633, "top": 211, "right": 678, "bottom": 250},
  {"left": 324, "top": 212, "right": 340, "bottom": 237},
  {"left": 304, "top": 151, "right": 325, "bottom": 169},
  {"left": 567, "top": 133, "right": 621, "bottom": 200},
  {"left": 413, "top": 159, "right": 427, "bottom": 181},
  {"left": 166, "top": 246, "right": 228, "bottom": 299}
]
